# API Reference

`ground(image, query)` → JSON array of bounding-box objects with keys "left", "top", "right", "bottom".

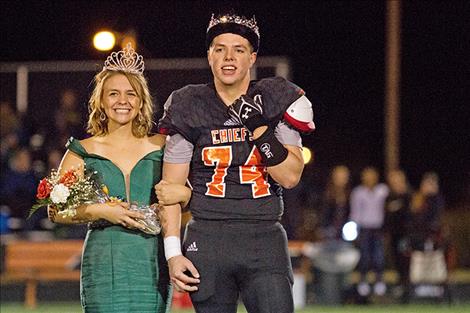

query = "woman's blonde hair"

[{"left": 86, "top": 70, "right": 154, "bottom": 137}]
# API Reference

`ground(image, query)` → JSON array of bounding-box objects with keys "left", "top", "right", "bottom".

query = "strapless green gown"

[{"left": 66, "top": 138, "right": 171, "bottom": 313}]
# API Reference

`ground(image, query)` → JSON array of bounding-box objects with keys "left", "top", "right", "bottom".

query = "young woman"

[{"left": 48, "top": 44, "right": 190, "bottom": 313}]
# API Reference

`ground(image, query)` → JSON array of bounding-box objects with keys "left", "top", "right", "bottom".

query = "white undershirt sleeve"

[
  {"left": 163, "top": 134, "right": 194, "bottom": 163},
  {"left": 274, "top": 121, "right": 303, "bottom": 147}
]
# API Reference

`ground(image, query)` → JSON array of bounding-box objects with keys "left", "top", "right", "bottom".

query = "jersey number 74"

[{"left": 202, "top": 145, "right": 271, "bottom": 198}]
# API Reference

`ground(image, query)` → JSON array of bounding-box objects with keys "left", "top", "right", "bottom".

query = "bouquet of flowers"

[{"left": 30, "top": 167, "right": 161, "bottom": 235}]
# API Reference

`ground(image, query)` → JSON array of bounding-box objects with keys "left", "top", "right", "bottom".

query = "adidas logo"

[
  {"left": 187, "top": 241, "right": 198, "bottom": 252},
  {"left": 223, "top": 117, "right": 240, "bottom": 126}
]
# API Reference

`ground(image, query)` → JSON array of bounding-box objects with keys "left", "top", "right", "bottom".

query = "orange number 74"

[{"left": 202, "top": 145, "right": 271, "bottom": 198}]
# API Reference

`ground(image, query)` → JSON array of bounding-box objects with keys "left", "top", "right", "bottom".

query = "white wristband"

[{"left": 164, "top": 236, "right": 182, "bottom": 261}]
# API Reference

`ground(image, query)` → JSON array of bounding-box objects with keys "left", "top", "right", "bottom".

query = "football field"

[{"left": 1, "top": 303, "right": 470, "bottom": 313}]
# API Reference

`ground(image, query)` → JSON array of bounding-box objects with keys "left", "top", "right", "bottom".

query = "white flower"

[{"left": 50, "top": 184, "right": 70, "bottom": 204}]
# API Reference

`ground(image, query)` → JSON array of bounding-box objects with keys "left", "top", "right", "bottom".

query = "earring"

[
  {"left": 137, "top": 112, "right": 144, "bottom": 124},
  {"left": 100, "top": 112, "right": 106, "bottom": 121}
]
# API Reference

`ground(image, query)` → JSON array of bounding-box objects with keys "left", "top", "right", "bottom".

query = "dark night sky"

[{"left": 1, "top": 1, "right": 469, "bottom": 207}]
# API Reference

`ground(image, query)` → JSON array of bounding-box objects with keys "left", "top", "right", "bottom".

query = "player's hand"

[
  {"left": 168, "top": 255, "right": 200, "bottom": 292},
  {"left": 155, "top": 180, "right": 191, "bottom": 206},
  {"left": 228, "top": 95, "right": 266, "bottom": 132}
]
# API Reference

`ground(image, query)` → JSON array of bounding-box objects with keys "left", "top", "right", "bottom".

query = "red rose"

[
  {"left": 59, "top": 170, "right": 77, "bottom": 187},
  {"left": 37, "top": 178, "right": 52, "bottom": 199}
]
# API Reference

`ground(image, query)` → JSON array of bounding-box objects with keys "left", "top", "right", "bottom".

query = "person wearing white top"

[{"left": 350, "top": 167, "right": 389, "bottom": 297}]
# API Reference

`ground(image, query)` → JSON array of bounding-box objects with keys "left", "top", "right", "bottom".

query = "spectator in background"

[
  {"left": 49, "top": 88, "right": 86, "bottom": 151},
  {"left": 46, "top": 147, "right": 63, "bottom": 173},
  {"left": 1, "top": 101, "right": 21, "bottom": 172},
  {"left": 0, "top": 101, "right": 20, "bottom": 139},
  {"left": 283, "top": 178, "right": 323, "bottom": 241},
  {"left": 0, "top": 148, "right": 40, "bottom": 230},
  {"left": 320, "top": 165, "right": 351, "bottom": 240},
  {"left": 350, "top": 166, "right": 389, "bottom": 297},
  {"left": 1, "top": 133, "right": 20, "bottom": 175},
  {"left": 409, "top": 172, "right": 444, "bottom": 251},
  {"left": 384, "top": 169, "right": 412, "bottom": 302}
]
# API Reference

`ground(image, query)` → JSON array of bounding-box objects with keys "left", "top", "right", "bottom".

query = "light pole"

[{"left": 385, "top": 0, "right": 401, "bottom": 173}]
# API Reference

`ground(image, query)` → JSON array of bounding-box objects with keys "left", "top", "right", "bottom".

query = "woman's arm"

[
  {"left": 47, "top": 149, "right": 91, "bottom": 224},
  {"left": 47, "top": 150, "right": 145, "bottom": 229}
]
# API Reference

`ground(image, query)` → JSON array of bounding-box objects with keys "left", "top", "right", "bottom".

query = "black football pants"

[{"left": 183, "top": 218, "right": 294, "bottom": 313}]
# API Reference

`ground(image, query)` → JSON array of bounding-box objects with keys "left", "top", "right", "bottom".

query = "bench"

[{"left": 0, "top": 240, "right": 83, "bottom": 308}]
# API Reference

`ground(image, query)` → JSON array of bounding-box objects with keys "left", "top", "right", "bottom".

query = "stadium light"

[
  {"left": 342, "top": 221, "right": 358, "bottom": 241},
  {"left": 93, "top": 29, "right": 138, "bottom": 52},
  {"left": 93, "top": 31, "right": 116, "bottom": 51},
  {"left": 302, "top": 147, "right": 313, "bottom": 165}
]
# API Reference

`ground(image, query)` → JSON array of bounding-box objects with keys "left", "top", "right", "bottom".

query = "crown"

[
  {"left": 103, "top": 43, "right": 144, "bottom": 74},
  {"left": 207, "top": 13, "right": 260, "bottom": 38}
]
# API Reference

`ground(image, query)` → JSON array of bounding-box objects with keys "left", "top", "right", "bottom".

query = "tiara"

[
  {"left": 207, "top": 13, "right": 260, "bottom": 38},
  {"left": 103, "top": 43, "right": 144, "bottom": 74}
]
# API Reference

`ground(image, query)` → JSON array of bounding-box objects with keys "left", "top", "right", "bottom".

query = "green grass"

[{"left": 1, "top": 303, "right": 470, "bottom": 313}]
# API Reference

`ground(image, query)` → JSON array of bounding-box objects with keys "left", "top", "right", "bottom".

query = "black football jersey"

[{"left": 158, "top": 77, "right": 304, "bottom": 220}]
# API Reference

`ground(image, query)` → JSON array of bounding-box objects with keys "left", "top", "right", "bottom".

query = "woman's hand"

[
  {"left": 155, "top": 180, "right": 191, "bottom": 206},
  {"left": 47, "top": 205, "right": 59, "bottom": 222},
  {"left": 96, "top": 202, "right": 147, "bottom": 230}
]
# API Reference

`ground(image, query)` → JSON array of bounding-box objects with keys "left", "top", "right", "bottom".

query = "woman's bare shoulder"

[
  {"left": 79, "top": 136, "right": 102, "bottom": 151},
  {"left": 60, "top": 150, "right": 85, "bottom": 174}
]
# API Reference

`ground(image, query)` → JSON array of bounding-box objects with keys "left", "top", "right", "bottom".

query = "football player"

[{"left": 155, "top": 12, "right": 315, "bottom": 313}]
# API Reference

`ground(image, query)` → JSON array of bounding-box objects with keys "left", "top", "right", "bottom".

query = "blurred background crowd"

[{"left": 0, "top": 89, "right": 87, "bottom": 236}]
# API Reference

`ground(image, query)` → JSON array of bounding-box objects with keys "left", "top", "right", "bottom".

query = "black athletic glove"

[{"left": 228, "top": 95, "right": 266, "bottom": 133}]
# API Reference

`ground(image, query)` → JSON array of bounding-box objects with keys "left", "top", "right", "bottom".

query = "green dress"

[{"left": 66, "top": 138, "right": 171, "bottom": 313}]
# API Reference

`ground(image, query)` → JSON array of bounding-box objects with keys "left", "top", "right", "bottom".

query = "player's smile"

[{"left": 221, "top": 65, "right": 237, "bottom": 75}]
